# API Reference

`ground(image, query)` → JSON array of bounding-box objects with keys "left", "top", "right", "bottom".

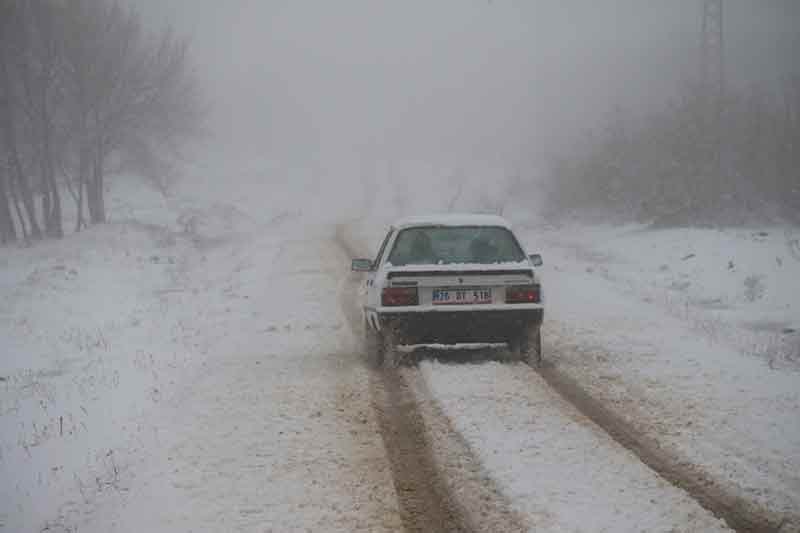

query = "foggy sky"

[{"left": 132, "top": 0, "right": 799, "bottom": 168}]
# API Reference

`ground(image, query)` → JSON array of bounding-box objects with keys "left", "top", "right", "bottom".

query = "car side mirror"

[
  {"left": 529, "top": 253, "right": 543, "bottom": 267},
  {"left": 351, "top": 258, "right": 373, "bottom": 272}
]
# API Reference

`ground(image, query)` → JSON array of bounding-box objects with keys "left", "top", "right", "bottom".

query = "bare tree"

[
  {"left": 0, "top": 0, "right": 41, "bottom": 240},
  {"left": 0, "top": 43, "right": 15, "bottom": 243},
  {"left": 1, "top": 0, "right": 203, "bottom": 240},
  {"left": 59, "top": 0, "right": 96, "bottom": 231},
  {"left": 14, "top": 0, "right": 64, "bottom": 237},
  {"left": 546, "top": 76, "right": 800, "bottom": 226},
  {"left": 81, "top": 7, "right": 203, "bottom": 222},
  {"left": 60, "top": 0, "right": 129, "bottom": 229}
]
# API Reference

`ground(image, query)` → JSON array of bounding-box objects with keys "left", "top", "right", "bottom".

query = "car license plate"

[{"left": 432, "top": 288, "right": 492, "bottom": 305}]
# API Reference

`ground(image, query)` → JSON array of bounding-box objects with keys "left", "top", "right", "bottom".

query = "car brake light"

[
  {"left": 382, "top": 286, "right": 419, "bottom": 306},
  {"left": 506, "top": 285, "right": 540, "bottom": 303}
]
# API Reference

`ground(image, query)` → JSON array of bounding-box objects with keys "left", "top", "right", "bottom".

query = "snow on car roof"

[
  {"left": 385, "top": 261, "right": 530, "bottom": 271},
  {"left": 392, "top": 213, "right": 514, "bottom": 230}
]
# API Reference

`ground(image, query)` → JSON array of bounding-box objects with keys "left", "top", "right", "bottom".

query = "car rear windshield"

[{"left": 386, "top": 226, "right": 526, "bottom": 266}]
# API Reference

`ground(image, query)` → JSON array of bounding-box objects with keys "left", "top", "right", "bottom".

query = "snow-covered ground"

[
  {"left": 348, "top": 213, "right": 800, "bottom": 528},
  {"left": 0, "top": 161, "right": 399, "bottom": 532},
  {"left": 534, "top": 223, "right": 799, "bottom": 364},
  {"left": 68, "top": 233, "right": 402, "bottom": 532},
  {"left": 527, "top": 222, "right": 800, "bottom": 521},
  {"left": 414, "top": 361, "right": 730, "bottom": 532},
  {"left": 1, "top": 183, "right": 197, "bottom": 531},
  {"left": 3, "top": 155, "right": 799, "bottom": 531}
]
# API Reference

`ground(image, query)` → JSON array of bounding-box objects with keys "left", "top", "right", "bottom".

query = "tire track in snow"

[
  {"left": 334, "top": 233, "right": 469, "bottom": 532},
  {"left": 334, "top": 223, "right": 527, "bottom": 533},
  {"left": 370, "top": 368, "right": 471, "bottom": 532},
  {"left": 537, "top": 358, "right": 787, "bottom": 533},
  {"left": 403, "top": 368, "right": 535, "bottom": 533}
]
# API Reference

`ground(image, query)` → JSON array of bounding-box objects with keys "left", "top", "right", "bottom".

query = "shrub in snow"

[{"left": 743, "top": 275, "right": 765, "bottom": 302}]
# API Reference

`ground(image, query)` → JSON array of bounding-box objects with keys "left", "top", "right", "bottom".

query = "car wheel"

[
  {"left": 382, "top": 327, "right": 400, "bottom": 369},
  {"left": 364, "top": 320, "right": 384, "bottom": 368},
  {"left": 511, "top": 325, "right": 542, "bottom": 367}
]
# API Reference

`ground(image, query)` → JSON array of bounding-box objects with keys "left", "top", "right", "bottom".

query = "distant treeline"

[
  {"left": 0, "top": 0, "right": 202, "bottom": 244},
  {"left": 546, "top": 78, "right": 800, "bottom": 226}
]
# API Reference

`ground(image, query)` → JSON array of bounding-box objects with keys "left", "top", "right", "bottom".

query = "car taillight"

[
  {"left": 506, "top": 285, "right": 540, "bottom": 304},
  {"left": 382, "top": 286, "right": 419, "bottom": 306}
]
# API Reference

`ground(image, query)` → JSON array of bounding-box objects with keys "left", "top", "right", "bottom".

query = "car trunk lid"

[{"left": 385, "top": 265, "right": 536, "bottom": 306}]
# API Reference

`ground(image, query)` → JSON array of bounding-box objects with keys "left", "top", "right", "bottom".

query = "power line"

[{"left": 701, "top": 0, "right": 725, "bottom": 199}]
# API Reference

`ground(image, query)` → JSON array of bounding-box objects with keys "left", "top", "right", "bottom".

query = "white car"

[{"left": 351, "top": 214, "right": 544, "bottom": 367}]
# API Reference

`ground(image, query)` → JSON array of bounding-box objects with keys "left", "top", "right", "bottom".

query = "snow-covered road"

[
  {"left": 413, "top": 360, "right": 730, "bottom": 532},
  {"left": 65, "top": 235, "right": 405, "bottom": 532}
]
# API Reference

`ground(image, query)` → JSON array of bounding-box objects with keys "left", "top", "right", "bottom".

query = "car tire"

[
  {"left": 511, "top": 324, "right": 542, "bottom": 367},
  {"left": 382, "top": 327, "right": 400, "bottom": 369},
  {"left": 364, "top": 320, "right": 384, "bottom": 368}
]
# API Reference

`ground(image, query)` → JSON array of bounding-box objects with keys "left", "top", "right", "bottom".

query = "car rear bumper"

[{"left": 372, "top": 307, "right": 544, "bottom": 345}]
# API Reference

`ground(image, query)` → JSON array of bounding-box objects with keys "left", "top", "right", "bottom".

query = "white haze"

[{"left": 132, "top": 0, "right": 799, "bottom": 180}]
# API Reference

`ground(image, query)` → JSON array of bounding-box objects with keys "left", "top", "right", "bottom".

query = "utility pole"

[
  {"left": 701, "top": 0, "right": 725, "bottom": 203},
  {"left": 701, "top": 0, "right": 724, "bottom": 103}
]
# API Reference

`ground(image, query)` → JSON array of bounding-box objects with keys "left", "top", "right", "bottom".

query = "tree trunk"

[
  {"left": 41, "top": 180, "right": 51, "bottom": 229},
  {"left": 10, "top": 182, "right": 28, "bottom": 242},
  {"left": 5, "top": 154, "right": 39, "bottom": 238},
  {"left": 38, "top": 83, "right": 62, "bottom": 238},
  {"left": 0, "top": 168, "right": 15, "bottom": 243},
  {"left": 87, "top": 172, "right": 99, "bottom": 223},
  {"left": 73, "top": 120, "right": 89, "bottom": 232},
  {"left": 88, "top": 143, "right": 106, "bottom": 223},
  {"left": 75, "top": 147, "right": 86, "bottom": 232},
  {"left": 0, "top": 51, "right": 41, "bottom": 239},
  {"left": 43, "top": 139, "right": 62, "bottom": 238},
  {"left": 13, "top": 166, "right": 40, "bottom": 239},
  {"left": 46, "top": 173, "right": 62, "bottom": 237}
]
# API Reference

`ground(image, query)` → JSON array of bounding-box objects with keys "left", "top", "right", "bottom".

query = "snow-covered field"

[
  {"left": 1, "top": 184, "right": 197, "bottom": 531},
  {"left": 535, "top": 223, "right": 799, "bottom": 364},
  {"left": 528, "top": 222, "right": 800, "bottom": 521}
]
